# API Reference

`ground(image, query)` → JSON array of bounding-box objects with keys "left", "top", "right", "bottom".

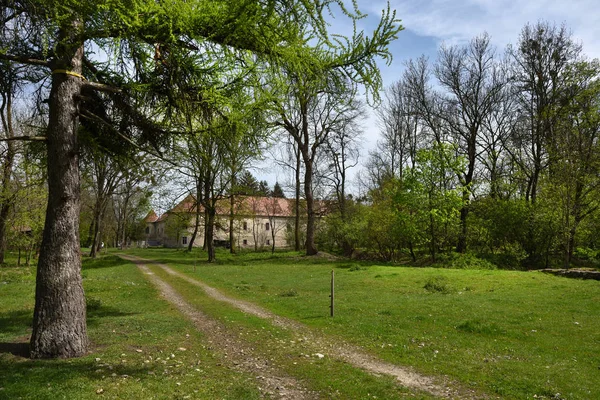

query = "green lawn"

[
  {"left": 2, "top": 248, "right": 599, "bottom": 399},
  {"left": 0, "top": 252, "right": 261, "bottom": 400},
  {"left": 123, "top": 248, "right": 600, "bottom": 399}
]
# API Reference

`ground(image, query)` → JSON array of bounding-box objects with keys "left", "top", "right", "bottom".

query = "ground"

[{"left": 121, "top": 254, "right": 484, "bottom": 399}]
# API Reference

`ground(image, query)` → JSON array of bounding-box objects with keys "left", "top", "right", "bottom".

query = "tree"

[
  {"left": 551, "top": 61, "right": 600, "bottom": 267},
  {"left": 433, "top": 33, "right": 507, "bottom": 253},
  {"left": 238, "top": 170, "right": 260, "bottom": 195},
  {"left": 0, "top": 62, "right": 18, "bottom": 264},
  {"left": 264, "top": 196, "right": 288, "bottom": 253},
  {"left": 272, "top": 182, "right": 286, "bottom": 198},
  {"left": 505, "top": 22, "right": 583, "bottom": 264},
  {"left": 372, "top": 79, "right": 423, "bottom": 183},
  {"left": 257, "top": 180, "right": 270, "bottom": 196},
  {"left": 269, "top": 7, "right": 402, "bottom": 255},
  {"left": 1, "top": 0, "right": 398, "bottom": 358},
  {"left": 507, "top": 22, "right": 582, "bottom": 203},
  {"left": 321, "top": 97, "right": 364, "bottom": 221},
  {"left": 81, "top": 150, "right": 124, "bottom": 257},
  {"left": 111, "top": 169, "right": 153, "bottom": 248}
]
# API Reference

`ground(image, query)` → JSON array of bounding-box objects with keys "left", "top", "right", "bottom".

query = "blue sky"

[{"left": 260, "top": 1, "right": 600, "bottom": 190}]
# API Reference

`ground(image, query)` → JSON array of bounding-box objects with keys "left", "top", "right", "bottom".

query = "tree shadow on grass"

[
  {"left": 87, "top": 304, "right": 138, "bottom": 328},
  {"left": 0, "top": 309, "right": 32, "bottom": 338},
  {"left": 82, "top": 255, "right": 130, "bottom": 270},
  {"left": 0, "top": 355, "right": 159, "bottom": 398},
  {"left": 0, "top": 341, "right": 30, "bottom": 357}
]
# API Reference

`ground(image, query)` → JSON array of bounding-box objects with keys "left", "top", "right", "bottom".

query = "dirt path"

[
  {"left": 124, "top": 257, "right": 317, "bottom": 399},
  {"left": 121, "top": 254, "right": 484, "bottom": 399}
]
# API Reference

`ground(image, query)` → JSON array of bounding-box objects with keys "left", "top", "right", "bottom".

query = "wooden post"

[{"left": 330, "top": 269, "right": 334, "bottom": 317}]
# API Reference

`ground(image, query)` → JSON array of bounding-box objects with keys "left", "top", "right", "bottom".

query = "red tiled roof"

[
  {"left": 143, "top": 210, "right": 159, "bottom": 223},
  {"left": 233, "top": 196, "right": 292, "bottom": 217},
  {"left": 152, "top": 195, "right": 306, "bottom": 222}
]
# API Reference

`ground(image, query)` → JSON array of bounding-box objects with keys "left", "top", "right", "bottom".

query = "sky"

[{"left": 258, "top": 0, "right": 600, "bottom": 192}]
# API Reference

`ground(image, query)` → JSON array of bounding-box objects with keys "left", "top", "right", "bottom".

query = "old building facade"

[{"left": 143, "top": 195, "right": 296, "bottom": 250}]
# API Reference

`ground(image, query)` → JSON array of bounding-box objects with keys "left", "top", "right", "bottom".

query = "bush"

[{"left": 436, "top": 252, "right": 497, "bottom": 270}]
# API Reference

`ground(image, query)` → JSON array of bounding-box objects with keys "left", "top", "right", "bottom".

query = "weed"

[
  {"left": 278, "top": 289, "right": 298, "bottom": 297},
  {"left": 423, "top": 276, "right": 451, "bottom": 293},
  {"left": 456, "top": 319, "right": 502, "bottom": 335},
  {"left": 349, "top": 265, "right": 365, "bottom": 272}
]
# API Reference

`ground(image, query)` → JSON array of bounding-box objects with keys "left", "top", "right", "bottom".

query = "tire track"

[
  {"left": 122, "top": 254, "right": 486, "bottom": 399},
  {"left": 127, "top": 256, "right": 317, "bottom": 399}
]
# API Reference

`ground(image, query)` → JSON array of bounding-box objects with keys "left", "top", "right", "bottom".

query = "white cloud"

[{"left": 363, "top": 0, "right": 600, "bottom": 58}]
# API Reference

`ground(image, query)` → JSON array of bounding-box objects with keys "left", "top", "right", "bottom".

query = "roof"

[
  {"left": 234, "top": 196, "right": 292, "bottom": 217},
  {"left": 150, "top": 195, "right": 316, "bottom": 223},
  {"left": 143, "top": 210, "right": 159, "bottom": 223}
]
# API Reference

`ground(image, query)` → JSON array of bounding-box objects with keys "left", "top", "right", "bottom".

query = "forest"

[{"left": 0, "top": 1, "right": 598, "bottom": 358}]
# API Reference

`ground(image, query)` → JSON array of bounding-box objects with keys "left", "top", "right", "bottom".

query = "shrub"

[{"left": 436, "top": 252, "right": 497, "bottom": 270}]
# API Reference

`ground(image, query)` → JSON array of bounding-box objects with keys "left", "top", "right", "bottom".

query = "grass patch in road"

[
  {"left": 0, "top": 255, "right": 261, "bottom": 400},
  {"left": 122, "top": 248, "right": 600, "bottom": 399}
]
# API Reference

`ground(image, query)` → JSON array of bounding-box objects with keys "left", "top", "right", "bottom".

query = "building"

[{"left": 143, "top": 195, "right": 299, "bottom": 249}]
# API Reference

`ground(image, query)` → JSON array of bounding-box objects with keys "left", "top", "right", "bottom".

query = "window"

[
  {"left": 266, "top": 239, "right": 270, "bottom": 245},
  {"left": 145, "top": 227, "right": 150, "bottom": 234},
  {"left": 182, "top": 236, "right": 188, "bottom": 245},
  {"left": 243, "top": 222, "right": 247, "bottom": 231},
  {"left": 265, "top": 222, "right": 270, "bottom": 231},
  {"left": 243, "top": 239, "right": 248, "bottom": 245}
]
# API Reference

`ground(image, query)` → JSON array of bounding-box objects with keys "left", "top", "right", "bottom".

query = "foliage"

[{"left": 433, "top": 252, "right": 497, "bottom": 270}]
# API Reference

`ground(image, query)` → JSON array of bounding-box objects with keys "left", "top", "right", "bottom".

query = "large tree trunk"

[
  {"left": 206, "top": 208, "right": 216, "bottom": 262},
  {"left": 294, "top": 143, "right": 301, "bottom": 251},
  {"left": 0, "top": 85, "right": 16, "bottom": 264},
  {"left": 303, "top": 152, "right": 317, "bottom": 256},
  {"left": 89, "top": 205, "right": 102, "bottom": 258},
  {"left": 188, "top": 183, "right": 201, "bottom": 251},
  {"left": 0, "top": 64, "right": 17, "bottom": 264},
  {"left": 456, "top": 142, "right": 475, "bottom": 254},
  {"left": 187, "top": 208, "right": 200, "bottom": 252},
  {"left": 229, "top": 195, "right": 235, "bottom": 254},
  {"left": 0, "top": 145, "right": 14, "bottom": 264},
  {"left": 30, "top": 23, "right": 87, "bottom": 359}
]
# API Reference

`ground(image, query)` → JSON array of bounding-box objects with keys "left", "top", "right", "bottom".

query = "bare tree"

[
  {"left": 506, "top": 22, "right": 582, "bottom": 203},
  {"left": 433, "top": 33, "right": 507, "bottom": 253}
]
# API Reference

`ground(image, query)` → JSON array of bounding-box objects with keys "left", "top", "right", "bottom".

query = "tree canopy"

[{"left": 0, "top": 0, "right": 402, "bottom": 358}]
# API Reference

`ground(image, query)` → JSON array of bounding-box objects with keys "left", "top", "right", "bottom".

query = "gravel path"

[
  {"left": 123, "top": 256, "right": 317, "bottom": 399},
  {"left": 121, "top": 254, "right": 486, "bottom": 399}
]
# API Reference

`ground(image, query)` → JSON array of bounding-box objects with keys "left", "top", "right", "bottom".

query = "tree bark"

[
  {"left": 187, "top": 183, "right": 201, "bottom": 252},
  {"left": 30, "top": 22, "right": 87, "bottom": 358},
  {"left": 89, "top": 204, "right": 102, "bottom": 258},
  {"left": 294, "top": 142, "right": 301, "bottom": 251},
  {"left": 206, "top": 208, "right": 216, "bottom": 262},
  {"left": 0, "top": 95, "right": 15, "bottom": 264},
  {"left": 302, "top": 147, "right": 318, "bottom": 255}
]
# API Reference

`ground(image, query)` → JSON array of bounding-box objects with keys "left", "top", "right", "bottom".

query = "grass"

[
  {"left": 121, "top": 247, "right": 600, "bottom": 399},
  {"left": 146, "top": 262, "right": 428, "bottom": 399},
  {"left": 0, "top": 252, "right": 261, "bottom": 400},
  {"left": 2, "top": 247, "right": 599, "bottom": 399}
]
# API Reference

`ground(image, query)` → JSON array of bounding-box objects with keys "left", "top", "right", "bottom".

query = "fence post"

[{"left": 330, "top": 269, "right": 335, "bottom": 317}]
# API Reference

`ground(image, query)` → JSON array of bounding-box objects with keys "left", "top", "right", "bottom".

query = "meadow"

[{"left": 1, "top": 248, "right": 599, "bottom": 399}]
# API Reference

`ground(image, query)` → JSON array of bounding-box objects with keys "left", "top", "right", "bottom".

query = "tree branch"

[
  {"left": 0, "top": 53, "right": 49, "bottom": 67},
  {"left": 0, "top": 135, "right": 46, "bottom": 142}
]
